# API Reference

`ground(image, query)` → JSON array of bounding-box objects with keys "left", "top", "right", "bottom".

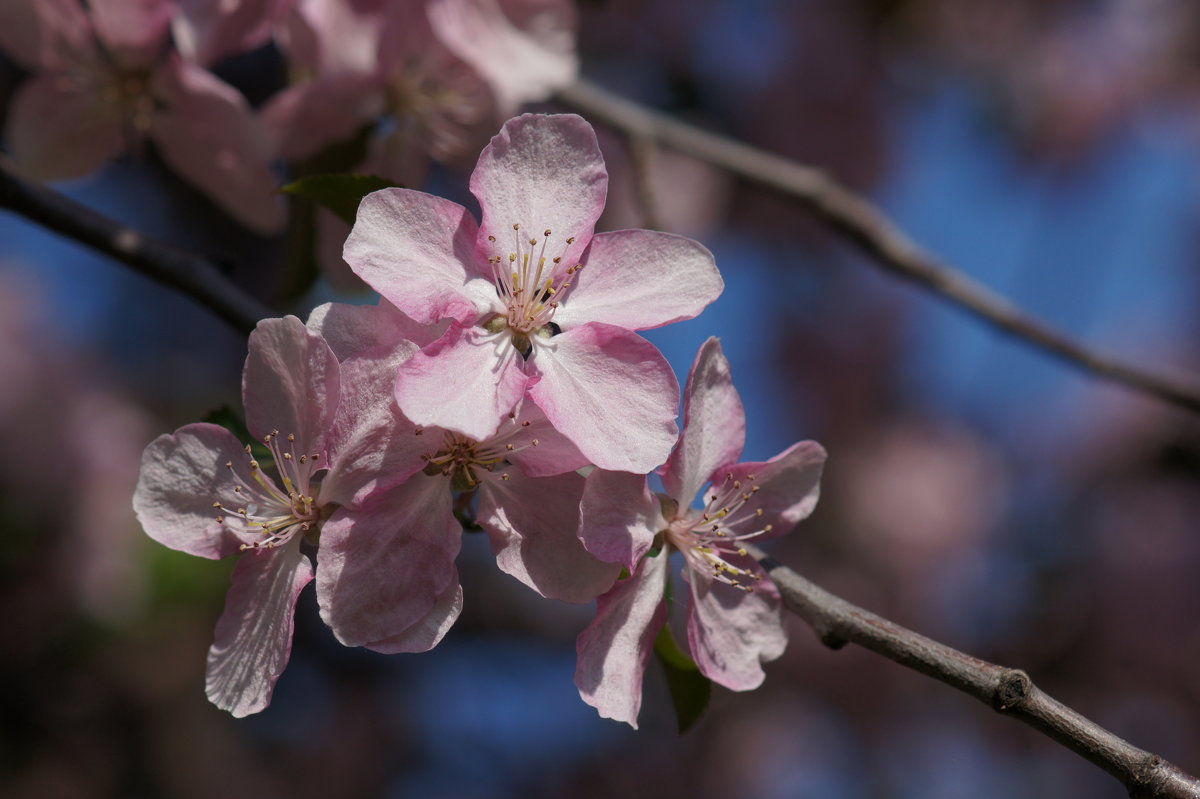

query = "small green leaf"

[
  {"left": 281, "top": 173, "right": 401, "bottom": 225},
  {"left": 654, "top": 624, "right": 712, "bottom": 734}
]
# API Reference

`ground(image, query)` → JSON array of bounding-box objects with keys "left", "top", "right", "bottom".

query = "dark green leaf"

[
  {"left": 654, "top": 624, "right": 712, "bottom": 733},
  {"left": 281, "top": 173, "right": 401, "bottom": 226}
]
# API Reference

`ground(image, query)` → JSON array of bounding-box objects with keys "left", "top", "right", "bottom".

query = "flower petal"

[
  {"left": 395, "top": 323, "right": 527, "bottom": 441},
  {"left": 307, "top": 299, "right": 442, "bottom": 358},
  {"left": 0, "top": 0, "right": 93, "bottom": 70},
  {"left": 170, "top": 0, "right": 287, "bottom": 67},
  {"left": 428, "top": 0, "right": 577, "bottom": 111},
  {"left": 133, "top": 423, "right": 255, "bottom": 559},
  {"left": 554, "top": 230, "right": 722, "bottom": 331},
  {"left": 344, "top": 188, "right": 485, "bottom": 324},
  {"left": 315, "top": 477, "right": 460, "bottom": 650},
  {"left": 574, "top": 552, "right": 669, "bottom": 729},
  {"left": 723, "top": 440, "right": 827, "bottom": 539},
  {"left": 205, "top": 539, "right": 313, "bottom": 717},
  {"left": 686, "top": 567, "right": 786, "bottom": 691},
  {"left": 149, "top": 56, "right": 285, "bottom": 234},
  {"left": 527, "top": 323, "right": 678, "bottom": 473},
  {"left": 260, "top": 73, "right": 381, "bottom": 160},
  {"left": 470, "top": 114, "right": 606, "bottom": 268},
  {"left": 5, "top": 74, "right": 124, "bottom": 181},
  {"left": 478, "top": 470, "right": 620, "bottom": 603},
  {"left": 369, "top": 576, "right": 463, "bottom": 654},
  {"left": 243, "top": 316, "right": 341, "bottom": 452},
  {"left": 578, "top": 469, "right": 662, "bottom": 570},
  {"left": 89, "top": 0, "right": 172, "bottom": 69},
  {"left": 661, "top": 337, "right": 745, "bottom": 508},
  {"left": 503, "top": 398, "right": 590, "bottom": 477}
]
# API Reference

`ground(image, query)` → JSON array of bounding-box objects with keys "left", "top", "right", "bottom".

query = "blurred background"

[{"left": 2, "top": 0, "right": 1199, "bottom": 797}]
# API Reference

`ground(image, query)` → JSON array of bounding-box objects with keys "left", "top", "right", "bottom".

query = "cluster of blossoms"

[
  {"left": 134, "top": 114, "right": 826, "bottom": 725},
  {"left": 0, "top": 0, "right": 575, "bottom": 237}
]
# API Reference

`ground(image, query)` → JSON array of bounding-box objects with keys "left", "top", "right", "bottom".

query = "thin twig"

[
  {"left": 0, "top": 159, "right": 273, "bottom": 334},
  {"left": 747, "top": 544, "right": 1200, "bottom": 799},
  {"left": 557, "top": 79, "right": 1200, "bottom": 415}
]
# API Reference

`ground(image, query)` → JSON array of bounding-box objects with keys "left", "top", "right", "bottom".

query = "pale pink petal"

[
  {"left": 89, "top": 0, "right": 171, "bottom": 68},
  {"left": 307, "top": 300, "right": 442, "bottom": 359},
  {"left": 527, "top": 323, "right": 678, "bottom": 473},
  {"left": 5, "top": 74, "right": 124, "bottom": 181},
  {"left": 205, "top": 539, "right": 313, "bottom": 717},
  {"left": 721, "top": 441, "right": 827, "bottom": 540},
  {"left": 661, "top": 337, "right": 745, "bottom": 508},
  {"left": 243, "top": 316, "right": 341, "bottom": 450},
  {"left": 553, "top": 230, "right": 723, "bottom": 332},
  {"left": 502, "top": 398, "right": 589, "bottom": 477},
  {"left": 574, "top": 552, "right": 669, "bottom": 729},
  {"left": 149, "top": 57, "right": 285, "bottom": 234},
  {"left": 0, "top": 0, "right": 93, "bottom": 70},
  {"left": 428, "top": 0, "right": 576, "bottom": 111},
  {"left": 171, "top": 0, "right": 289, "bottom": 67},
  {"left": 395, "top": 324, "right": 527, "bottom": 441},
  {"left": 280, "top": 0, "right": 383, "bottom": 76},
  {"left": 470, "top": 114, "right": 606, "bottom": 269},
  {"left": 315, "top": 478, "right": 460, "bottom": 650},
  {"left": 133, "top": 423, "right": 255, "bottom": 560},
  {"left": 686, "top": 567, "right": 786, "bottom": 691},
  {"left": 319, "top": 347, "right": 430, "bottom": 506},
  {"left": 578, "top": 469, "right": 661, "bottom": 570},
  {"left": 369, "top": 576, "right": 463, "bottom": 654},
  {"left": 344, "top": 188, "right": 484, "bottom": 325},
  {"left": 478, "top": 470, "right": 620, "bottom": 602},
  {"left": 260, "top": 74, "right": 381, "bottom": 160}
]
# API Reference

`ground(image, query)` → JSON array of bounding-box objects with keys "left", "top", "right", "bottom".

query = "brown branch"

[
  {"left": 0, "top": 159, "right": 273, "bottom": 335},
  {"left": 748, "top": 544, "right": 1200, "bottom": 799},
  {"left": 557, "top": 79, "right": 1200, "bottom": 415}
]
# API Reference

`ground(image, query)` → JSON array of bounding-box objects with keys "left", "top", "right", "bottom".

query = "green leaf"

[
  {"left": 654, "top": 624, "right": 712, "bottom": 734},
  {"left": 281, "top": 173, "right": 401, "bottom": 225},
  {"left": 202, "top": 406, "right": 274, "bottom": 470}
]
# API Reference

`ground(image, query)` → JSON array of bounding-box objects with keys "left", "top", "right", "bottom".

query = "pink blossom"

[
  {"left": 307, "top": 299, "right": 622, "bottom": 604},
  {"left": 345, "top": 113, "right": 724, "bottom": 472},
  {"left": 134, "top": 315, "right": 460, "bottom": 716},
  {"left": 0, "top": 0, "right": 284, "bottom": 234},
  {"left": 574, "top": 338, "right": 826, "bottom": 727}
]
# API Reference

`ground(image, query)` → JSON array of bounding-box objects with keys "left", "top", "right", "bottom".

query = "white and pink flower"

[
  {"left": 573, "top": 338, "right": 826, "bottom": 727},
  {"left": 345, "top": 113, "right": 724, "bottom": 472}
]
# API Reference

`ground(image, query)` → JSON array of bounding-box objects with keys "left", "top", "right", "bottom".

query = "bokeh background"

[{"left": 2, "top": 0, "right": 1200, "bottom": 797}]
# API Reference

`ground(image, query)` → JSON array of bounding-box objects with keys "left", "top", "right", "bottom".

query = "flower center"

[
  {"left": 213, "top": 430, "right": 325, "bottom": 550},
  {"left": 417, "top": 413, "right": 542, "bottom": 492},
  {"left": 662, "top": 472, "right": 772, "bottom": 592},
  {"left": 483, "top": 223, "right": 583, "bottom": 352}
]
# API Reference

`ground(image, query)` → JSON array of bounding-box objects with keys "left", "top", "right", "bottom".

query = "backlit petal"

[{"left": 243, "top": 316, "right": 341, "bottom": 451}]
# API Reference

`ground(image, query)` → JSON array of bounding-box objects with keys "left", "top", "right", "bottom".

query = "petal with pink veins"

[
  {"left": 395, "top": 324, "right": 527, "bottom": 441},
  {"left": 315, "top": 478, "right": 460, "bottom": 650},
  {"left": 149, "top": 57, "right": 285, "bottom": 234},
  {"left": 5, "top": 75, "right": 124, "bottom": 181},
  {"left": 574, "top": 552, "right": 669, "bottom": 729},
  {"left": 205, "top": 539, "right": 314, "bottom": 717},
  {"left": 661, "top": 337, "right": 745, "bottom": 508},
  {"left": 479, "top": 470, "right": 620, "bottom": 602},
  {"left": 554, "top": 230, "right": 722, "bottom": 332},
  {"left": 369, "top": 576, "right": 463, "bottom": 654},
  {"left": 578, "top": 469, "right": 662, "bottom": 570},
  {"left": 470, "top": 114, "right": 606, "bottom": 268},
  {"left": 686, "top": 567, "right": 786, "bottom": 691},
  {"left": 344, "top": 188, "right": 484, "bottom": 324},
  {"left": 307, "top": 300, "right": 442, "bottom": 360},
  {"left": 721, "top": 441, "right": 827, "bottom": 541},
  {"left": 527, "top": 323, "right": 678, "bottom": 473},
  {"left": 133, "top": 423, "right": 257, "bottom": 559},
  {"left": 243, "top": 316, "right": 341, "bottom": 451},
  {"left": 503, "top": 399, "right": 590, "bottom": 477}
]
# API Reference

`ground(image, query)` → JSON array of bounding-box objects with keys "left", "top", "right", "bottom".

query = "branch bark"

[
  {"left": 748, "top": 544, "right": 1200, "bottom": 799},
  {"left": 0, "top": 159, "right": 273, "bottom": 335},
  {"left": 557, "top": 79, "right": 1200, "bottom": 415}
]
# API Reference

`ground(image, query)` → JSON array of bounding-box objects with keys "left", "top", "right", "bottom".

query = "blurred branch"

[
  {"left": 748, "top": 544, "right": 1200, "bottom": 799},
  {"left": 0, "top": 159, "right": 273, "bottom": 335},
  {"left": 558, "top": 79, "right": 1200, "bottom": 416}
]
